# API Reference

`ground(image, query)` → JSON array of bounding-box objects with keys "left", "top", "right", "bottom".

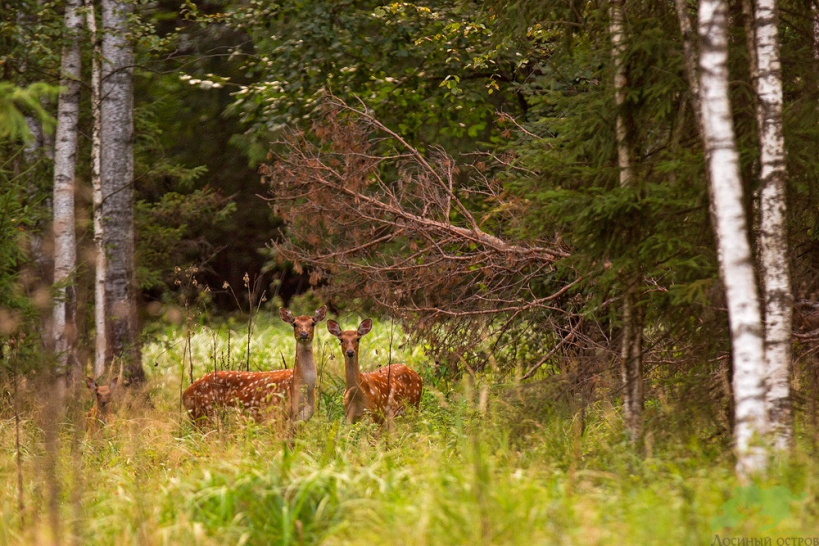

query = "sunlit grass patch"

[{"left": 1, "top": 317, "right": 817, "bottom": 544}]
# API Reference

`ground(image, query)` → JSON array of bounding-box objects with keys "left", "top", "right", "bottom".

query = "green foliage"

[
  {"left": 129, "top": 3, "right": 280, "bottom": 298},
  {"left": 136, "top": 188, "right": 235, "bottom": 292},
  {"left": 168, "top": 458, "right": 344, "bottom": 544},
  {"left": 711, "top": 485, "right": 807, "bottom": 533},
  {"left": 0, "top": 83, "right": 57, "bottom": 142},
  {"left": 0, "top": 162, "right": 49, "bottom": 374},
  {"left": 0, "top": 0, "right": 62, "bottom": 85},
  {"left": 192, "top": 0, "right": 522, "bottom": 156},
  {"left": 495, "top": 1, "right": 725, "bottom": 351},
  {"left": 0, "top": 175, "right": 33, "bottom": 317}
]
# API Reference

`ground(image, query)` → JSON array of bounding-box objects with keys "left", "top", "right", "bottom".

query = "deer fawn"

[
  {"left": 327, "top": 319, "right": 423, "bottom": 424},
  {"left": 182, "top": 305, "right": 326, "bottom": 425},
  {"left": 86, "top": 376, "right": 118, "bottom": 433}
]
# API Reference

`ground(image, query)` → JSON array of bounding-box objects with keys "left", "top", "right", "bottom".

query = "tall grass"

[{"left": 1, "top": 313, "right": 817, "bottom": 545}]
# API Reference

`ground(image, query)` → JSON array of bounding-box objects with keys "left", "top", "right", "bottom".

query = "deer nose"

[
  {"left": 299, "top": 332, "right": 309, "bottom": 339},
  {"left": 346, "top": 350, "right": 355, "bottom": 357}
]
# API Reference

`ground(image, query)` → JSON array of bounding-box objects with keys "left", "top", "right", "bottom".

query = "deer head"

[
  {"left": 86, "top": 376, "right": 118, "bottom": 412},
  {"left": 327, "top": 318, "right": 372, "bottom": 359},
  {"left": 280, "top": 305, "right": 327, "bottom": 344}
]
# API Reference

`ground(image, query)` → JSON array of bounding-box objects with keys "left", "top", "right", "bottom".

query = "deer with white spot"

[
  {"left": 327, "top": 319, "right": 423, "bottom": 424},
  {"left": 183, "top": 306, "right": 326, "bottom": 424},
  {"left": 86, "top": 376, "right": 118, "bottom": 433}
]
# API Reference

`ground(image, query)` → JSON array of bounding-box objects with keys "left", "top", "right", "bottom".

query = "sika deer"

[
  {"left": 86, "top": 376, "right": 118, "bottom": 433},
  {"left": 183, "top": 305, "right": 326, "bottom": 425},
  {"left": 327, "top": 319, "right": 423, "bottom": 424}
]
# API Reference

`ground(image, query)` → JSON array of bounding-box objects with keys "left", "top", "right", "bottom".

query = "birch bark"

[
  {"left": 86, "top": 0, "right": 107, "bottom": 378},
  {"left": 101, "top": 0, "right": 144, "bottom": 383},
  {"left": 675, "top": 0, "right": 739, "bottom": 429},
  {"left": 752, "top": 0, "right": 793, "bottom": 451},
  {"left": 698, "top": 0, "right": 768, "bottom": 477},
  {"left": 52, "top": 0, "right": 83, "bottom": 387},
  {"left": 609, "top": 0, "right": 644, "bottom": 443},
  {"left": 813, "top": 3, "right": 819, "bottom": 62}
]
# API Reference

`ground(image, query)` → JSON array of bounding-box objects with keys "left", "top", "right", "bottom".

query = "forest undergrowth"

[{"left": 1, "top": 313, "right": 817, "bottom": 545}]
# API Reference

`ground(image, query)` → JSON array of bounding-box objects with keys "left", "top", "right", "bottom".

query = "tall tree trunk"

[
  {"left": 52, "top": 0, "right": 83, "bottom": 390},
  {"left": 674, "top": 0, "right": 704, "bottom": 138},
  {"left": 813, "top": 3, "right": 819, "bottom": 62},
  {"left": 675, "top": 0, "right": 739, "bottom": 429},
  {"left": 751, "top": 0, "right": 793, "bottom": 451},
  {"left": 610, "top": 0, "right": 644, "bottom": 443},
  {"left": 101, "top": 0, "right": 144, "bottom": 384},
  {"left": 742, "top": 0, "right": 762, "bottom": 132},
  {"left": 698, "top": 0, "right": 768, "bottom": 478},
  {"left": 620, "top": 288, "right": 644, "bottom": 440},
  {"left": 86, "top": 0, "right": 107, "bottom": 379}
]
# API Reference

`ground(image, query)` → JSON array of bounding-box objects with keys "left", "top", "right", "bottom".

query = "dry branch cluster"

[{"left": 259, "top": 99, "right": 580, "bottom": 368}]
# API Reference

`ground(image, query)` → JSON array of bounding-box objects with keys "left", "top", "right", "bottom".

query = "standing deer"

[
  {"left": 86, "top": 376, "right": 118, "bottom": 433},
  {"left": 327, "top": 318, "right": 423, "bottom": 424},
  {"left": 182, "top": 305, "right": 326, "bottom": 424}
]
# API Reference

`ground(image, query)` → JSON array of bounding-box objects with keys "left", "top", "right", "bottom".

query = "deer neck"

[
  {"left": 344, "top": 353, "right": 363, "bottom": 394},
  {"left": 293, "top": 341, "right": 317, "bottom": 389}
]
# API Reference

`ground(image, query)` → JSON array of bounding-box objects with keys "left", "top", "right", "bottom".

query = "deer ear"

[
  {"left": 327, "top": 320, "right": 342, "bottom": 337},
  {"left": 357, "top": 319, "right": 373, "bottom": 337},
  {"left": 109, "top": 377, "right": 118, "bottom": 391},
  {"left": 313, "top": 305, "right": 327, "bottom": 323},
  {"left": 85, "top": 377, "right": 97, "bottom": 392},
  {"left": 279, "top": 307, "right": 295, "bottom": 324}
]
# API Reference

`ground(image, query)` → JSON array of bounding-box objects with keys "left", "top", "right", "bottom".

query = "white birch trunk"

[
  {"left": 674, "top": 0, "right": 726, "bottom": 266},
  {"left": 675, "top": 0, "right": 739, "bottom": 427},
  {"left": 102, "top": 0, "right": 144, "bottom": 383},
  {"left": 698, "top": 0, "right": 768, "bottom": 478},
  {"left": 610, "top": 0, "right": 631, "bottom": 189},
  {"left": 813, "top": 3, "right": 819, "bottom": 62},
  {"left": 610, "top": 0, "right": 643, "bottom": 442},
  {"left": 86, "top": 0, "right": 107, "bottom": 378},
  {"left": 753, "top": 0, "right": 793, "bottom": 451},
  {"left": 52, "top": 0, "right": 83, "bottom": 386}
]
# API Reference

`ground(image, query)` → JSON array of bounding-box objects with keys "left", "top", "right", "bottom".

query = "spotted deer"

[
  {"left": 327, "top": 319, "right": 423, "bottom": 424},
  {"left": 86, "top": 376, "right": 118, "bottom": 433},
  {"left": 182, "top": 306, "right": 326, "bottom": 424}
]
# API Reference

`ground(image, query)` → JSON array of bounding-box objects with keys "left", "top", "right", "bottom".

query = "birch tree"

[
  {"left": 698, "top": 0, "right": 768, "bottom": 477},
  {"left": 86, "top": 0, "right": 107, "bottom": 378},
  {"left": 52, "top": 0, "right": 83, "bottom": 388},
  {"left": 609, "top": 0, "right": 644, "bottom": 443},
  {"left": 814, "top": 4, "right": 819, "bottom": 62},
  {"left": 101, "top": 0, "right": 144, "bottom": 383},
  {"left": 752, "top": 0, "right": 792, "bottom": 450}
]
